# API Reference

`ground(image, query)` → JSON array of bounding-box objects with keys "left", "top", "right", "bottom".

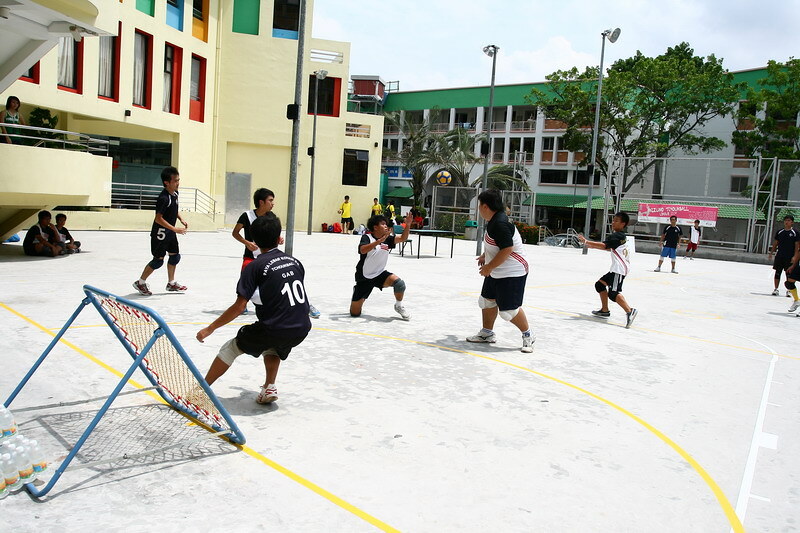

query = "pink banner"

[{"left": 637, "top": 203, "right": 718, "bottom": 227}]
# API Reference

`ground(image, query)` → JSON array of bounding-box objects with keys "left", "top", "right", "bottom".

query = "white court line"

[{"left": 730, "top": 332, "right": 779, "bottom": 532}]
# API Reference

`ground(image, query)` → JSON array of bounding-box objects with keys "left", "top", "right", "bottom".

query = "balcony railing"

[
  {"left": 0, "top": 124, "right": 109, "bottom": 154},
  {"left": 510, "top": 120, "right": 536, "bottom": 132},
  {"left": 310, "top": 48, "right": 344, "bottom": 63},
  {"left": 111, "top": 183, "right": 215, "bottom": 217}
]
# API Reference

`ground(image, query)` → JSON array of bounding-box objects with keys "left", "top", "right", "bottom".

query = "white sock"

[
  {"left": 522, "top": 330, "right": 532, "bottom": 337},
  {"left": 481, "top": 328, "right": 493, "bottom": 335},
  {"left": 138, "top": 278, "right": 146, "bottom": 284}
]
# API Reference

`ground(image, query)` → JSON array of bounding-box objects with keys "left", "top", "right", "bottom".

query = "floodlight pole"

[
  {"left": 307, "top": 70, "right": 327, "bottom": 235},
  {"left": 285, "top": 0, "right": 306, "bottom": 255},
  {"left": 583, "top": 28, "right": 619, "bottom": 254},
  {"left": 476, "top": 44, "right": 498, "bottom": 256}
]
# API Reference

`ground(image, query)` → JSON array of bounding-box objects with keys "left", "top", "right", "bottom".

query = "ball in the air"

[{"left": 436, "top": 170, "right": 452, "bottom": 186}]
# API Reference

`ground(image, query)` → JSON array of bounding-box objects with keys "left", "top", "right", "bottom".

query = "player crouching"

[
  {"left": 196, "top": 213, "right": 311, "bottom": 404},
  {"left": 350, "top": 212, "right": 414, "bottom": 320},
  {"left": 578, "top": 211, "right": 638, "bottom": 329}
]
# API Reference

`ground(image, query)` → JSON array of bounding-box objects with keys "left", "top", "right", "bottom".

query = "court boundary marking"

[
  {"left": 0, "top": 302, "right": 399, "bottom": 533},
  {"left": 2, "top": 302, "right": 744, "bottom": 531}
]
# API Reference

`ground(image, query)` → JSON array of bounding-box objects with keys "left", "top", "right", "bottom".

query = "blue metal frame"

[{"left": 3, "top": 285, "right": 246, "bottom": 498}]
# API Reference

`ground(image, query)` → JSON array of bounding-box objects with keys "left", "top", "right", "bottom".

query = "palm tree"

[
  {"left": 383, "top": 110, "right": 441, "bottom": 207},
  {"left": 470, "top": 164, "right": 531, "bottom": 190},
  {"left": 430, "top": 128, "right": 485, "bottom": 187}
]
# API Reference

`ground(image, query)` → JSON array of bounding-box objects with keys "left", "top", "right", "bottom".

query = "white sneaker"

[
  {"left": 654, "top": 267, "right": 661, "bottom": 272},
  {"left": 394, "top": 302, "right": 411, "bottom": 320},
  {"left": 256, "top": 384, "right": 278, "bottom": 404},
  {"left": 466, "top": 330, "right": 496, "bottom": 343},
  {"left": 771, "top": 289, "right": 780, "bottom": 296},
  {"left": 671, "top": 269, "right": 678, "bottom": 274},
  {"left": 521, "top": 333, "right": 535, "bottom": 353},
  {"left": 786, "top": 291, "right": 792, "bottom": 298},
  {"left": 788, "top": 301, "right": 800, "bottom": 313}
]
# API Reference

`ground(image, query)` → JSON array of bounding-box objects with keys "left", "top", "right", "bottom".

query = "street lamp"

[
  {"left": 582, "top": 27, "right": 620, "bottom": 255},
  {"left": 307, "top": 69, "right": 327, "bottom": 235},
  {"left": 476, "top": 44, "right": 499, "bottom": 255}
]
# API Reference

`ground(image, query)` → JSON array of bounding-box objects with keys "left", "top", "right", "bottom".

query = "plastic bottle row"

[{"left": 0, "top": 406, "right": 48, "bottom": 499}]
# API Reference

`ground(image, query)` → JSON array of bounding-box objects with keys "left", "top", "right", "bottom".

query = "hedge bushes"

[{"left": 514, "top": 222, "right": 540, "bottom": 244}]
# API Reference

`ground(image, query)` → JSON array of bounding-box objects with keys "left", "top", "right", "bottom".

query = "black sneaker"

[
  {"left": 591, "top": 309, "right": 611, "bottom": 318},
  {"left": 626, "top": 308, "right": 638, "bottom": 329}
]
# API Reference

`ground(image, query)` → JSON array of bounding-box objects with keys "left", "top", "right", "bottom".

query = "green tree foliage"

[
  {"left": 469, "top": 163, "right": 530, "bottom": 190},
  {"left": 527, "top": 42, "right": 745, "bottom": 197},
  {"left": 732, "top": 58, "right": 800, "bottom": 201}
]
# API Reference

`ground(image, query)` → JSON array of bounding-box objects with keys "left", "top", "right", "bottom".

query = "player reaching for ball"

[
  {"left": 350, "top": 211, "right": 414, "bottom": 320},
  {"left": 466, "top": 189, "right": 534, "bottom": 353}
]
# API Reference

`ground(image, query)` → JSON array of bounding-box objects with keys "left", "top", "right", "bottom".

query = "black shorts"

[
  {"left": 235, "top": 322, "right": 307, "bottom": 361},
  {"left": 787, "top": 263, "right": 800, "bottom": 281},
  {"left": 151, "top": 233, "right": 179, "bottom": 258},
  {"left": 352, "top": 270, "right": 392, "bottom": 301},
  {"left": 341, "top": 217, "right": 353, "bottom": 225},
  {"left": 773, "top": 255, "right": 793, "bottom": 272},
  {"left": 480, "top": 274, "right": 527, "bottom": 311},
  {"left": 599, "top": 272, "right": 625, "bottom": 292}
]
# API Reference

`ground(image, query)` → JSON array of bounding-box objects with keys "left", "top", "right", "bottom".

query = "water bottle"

[
  {"left": 0, "top": 406, "right": 17, "bottom": 439},
  {"left": 14, "top": 447, "right": 34, "bottom": 484},
  {"left": 0, "top": 468, "right": 7, "bottom": 499},
  {"left": 2, "top": 453, "right": 20, "bottom": 492},
  {"left": 28, "top": 440, "right": 47, "bottom": 474}
]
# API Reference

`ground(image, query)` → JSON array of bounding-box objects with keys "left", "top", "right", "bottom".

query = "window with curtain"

[
  {"left": 133, "top": 31, "right": 150, "bottom": 107},
  {"left": 57, "top": 37, "right": 77, "bottom": 88},
  {"left": 163, "top": 44, "right": 174, "bottom": 112},
  {"left": 98, "top": 35, "right": 117, "bottom": 99}
]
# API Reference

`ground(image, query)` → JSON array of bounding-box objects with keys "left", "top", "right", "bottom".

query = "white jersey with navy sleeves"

[{"left": 483, "top": 212, "right": 528, "bottom": 279}]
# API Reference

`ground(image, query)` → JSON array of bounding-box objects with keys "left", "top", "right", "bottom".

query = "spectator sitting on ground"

[
  {"left": 54, "top": 213, "right": 81, "bottom": 254},
  {"left": 22, "top": 210, "right": 60, "bottom": 257}
]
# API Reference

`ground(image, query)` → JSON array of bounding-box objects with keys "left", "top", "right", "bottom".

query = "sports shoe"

[
  {"left": 466, "top": 330, "right": 496, "bottom": 343},
  {"left": 654, "top": 267, "right": 661, "bottom": 272},
  {"left": 591, "top": 309, "right": 611, "bottom": 318},
  {"left": 394, "top": 302, "right": 411, "bottom": 320},
  {"left": 786, "top": 291, "right": 792, "bottom": 298},
  {"left": 256, "top": 384, "right": 278, "bottom": 404},
  {"left": 166, "top": 281, "right": 187, "bottom": 292},
  {"left": 521, "top": 333, "right": 535, "bottom": 353},
  {"left": 132, "top": 280, "right": 152, "bottom": 296},
  {"left": 671, "top": 269, "right": 678, "bottom": 274},
  {"left": 308, "top": 304, "right": 321, "bottom": 319},
  {"left": 772, "top": 289, "right": 780, "bottom": 296},
  {"left": 626, "top": 308, "right": 638, "bottom": 329},
  {"left": 788, "top": 301, "right": 800, "bottom": 313}
]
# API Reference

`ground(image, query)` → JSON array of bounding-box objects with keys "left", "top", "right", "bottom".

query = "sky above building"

[{"left": 312, "top": 0, "right": 800, "bottom": 92}]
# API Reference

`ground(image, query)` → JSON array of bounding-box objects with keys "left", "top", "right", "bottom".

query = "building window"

[
  {"left": 98, "top": 25, "right": 121, "bottom": 101},
  {"left": 574, "top": 169, "right": 601, "bottom": 186},
  {"left": 192, "top": 0, "right": 208, "bottom": 41},
  {"left": 166, "top": 0, "right": 184, "bottom": 31},
  {"left": 233, "top": 0, "right": 260, "bottom": 35},
  {"left": 57, "top": 37, "right": 83, "bottom": 93},
  {"left": 731, "top": 176, "right": 749, "bottom": 193},
  {"left": 342, "top": 149, "right": 369, "bottom": 186},
  {"left": 273, "top": 0, "right": 300, "bottom": 39},
  {"left": 133, "top": 30, "right": 153, "bottom": 108},
  {"left": 136, "top": 0, "right": 155, "bottom": 16},
  {"left": 19, "top": 62, "right": 40, "bottom": 84},
  {"left": 189, "top": 54, "right": 206, "bottom": 122},
  {"left": 307, "top": 76, "right": 341, "bottom": 117},
  {"left": 163, "top": 43, "right": 182, "bottom": 114},
  {"left": 540, "top": 169, "right": 569, "bottom": 184}
]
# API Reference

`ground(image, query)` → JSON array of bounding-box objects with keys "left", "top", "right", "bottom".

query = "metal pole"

[
  {"left": 583, "top": 34, "right": 607, "bottom": 254},
  {"left": 307, "top": 75, "right": 319, "bottom": 235},
  {"left": 476, "top": 46, "right": 498, "bottom": 256},
  {"left": 285, "top": 0, "right": 306, "bottom": 255}
]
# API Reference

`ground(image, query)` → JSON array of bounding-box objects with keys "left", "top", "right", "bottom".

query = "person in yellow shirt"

[
  {"left": 338, "top": 195, "right": 354, "bottom": 233},
  {"left": 371, "top": 198, "right": 383, "bottom": 217},
  {"left": 385, "top": 200, "right": 396, "bottom": 223}
]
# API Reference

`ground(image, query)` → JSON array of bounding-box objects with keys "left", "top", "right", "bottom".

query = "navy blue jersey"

[
  {"left": 237, "top": 248, "right": 312, "bottom": 337},
  {"left": 150, "top": 188, "right": 179, "bottom": 237},
  {"left": 662, "top": 225, "right": 682, "bottom": 248},
  {"left": 774, "top": 228, "right": 798, "bottom": 258}
]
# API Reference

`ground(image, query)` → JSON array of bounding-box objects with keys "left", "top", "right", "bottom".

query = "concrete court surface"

[{"left": 0, "top": 228, "right": 798, "bottom": 532}]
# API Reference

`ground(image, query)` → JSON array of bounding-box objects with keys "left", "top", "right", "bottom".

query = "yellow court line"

[
  {"left": 313, "top": 326, "right": 744, "bottom": 533},
  {"left": 0, "top": 302, "right": 398, "bottom": 533}
]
